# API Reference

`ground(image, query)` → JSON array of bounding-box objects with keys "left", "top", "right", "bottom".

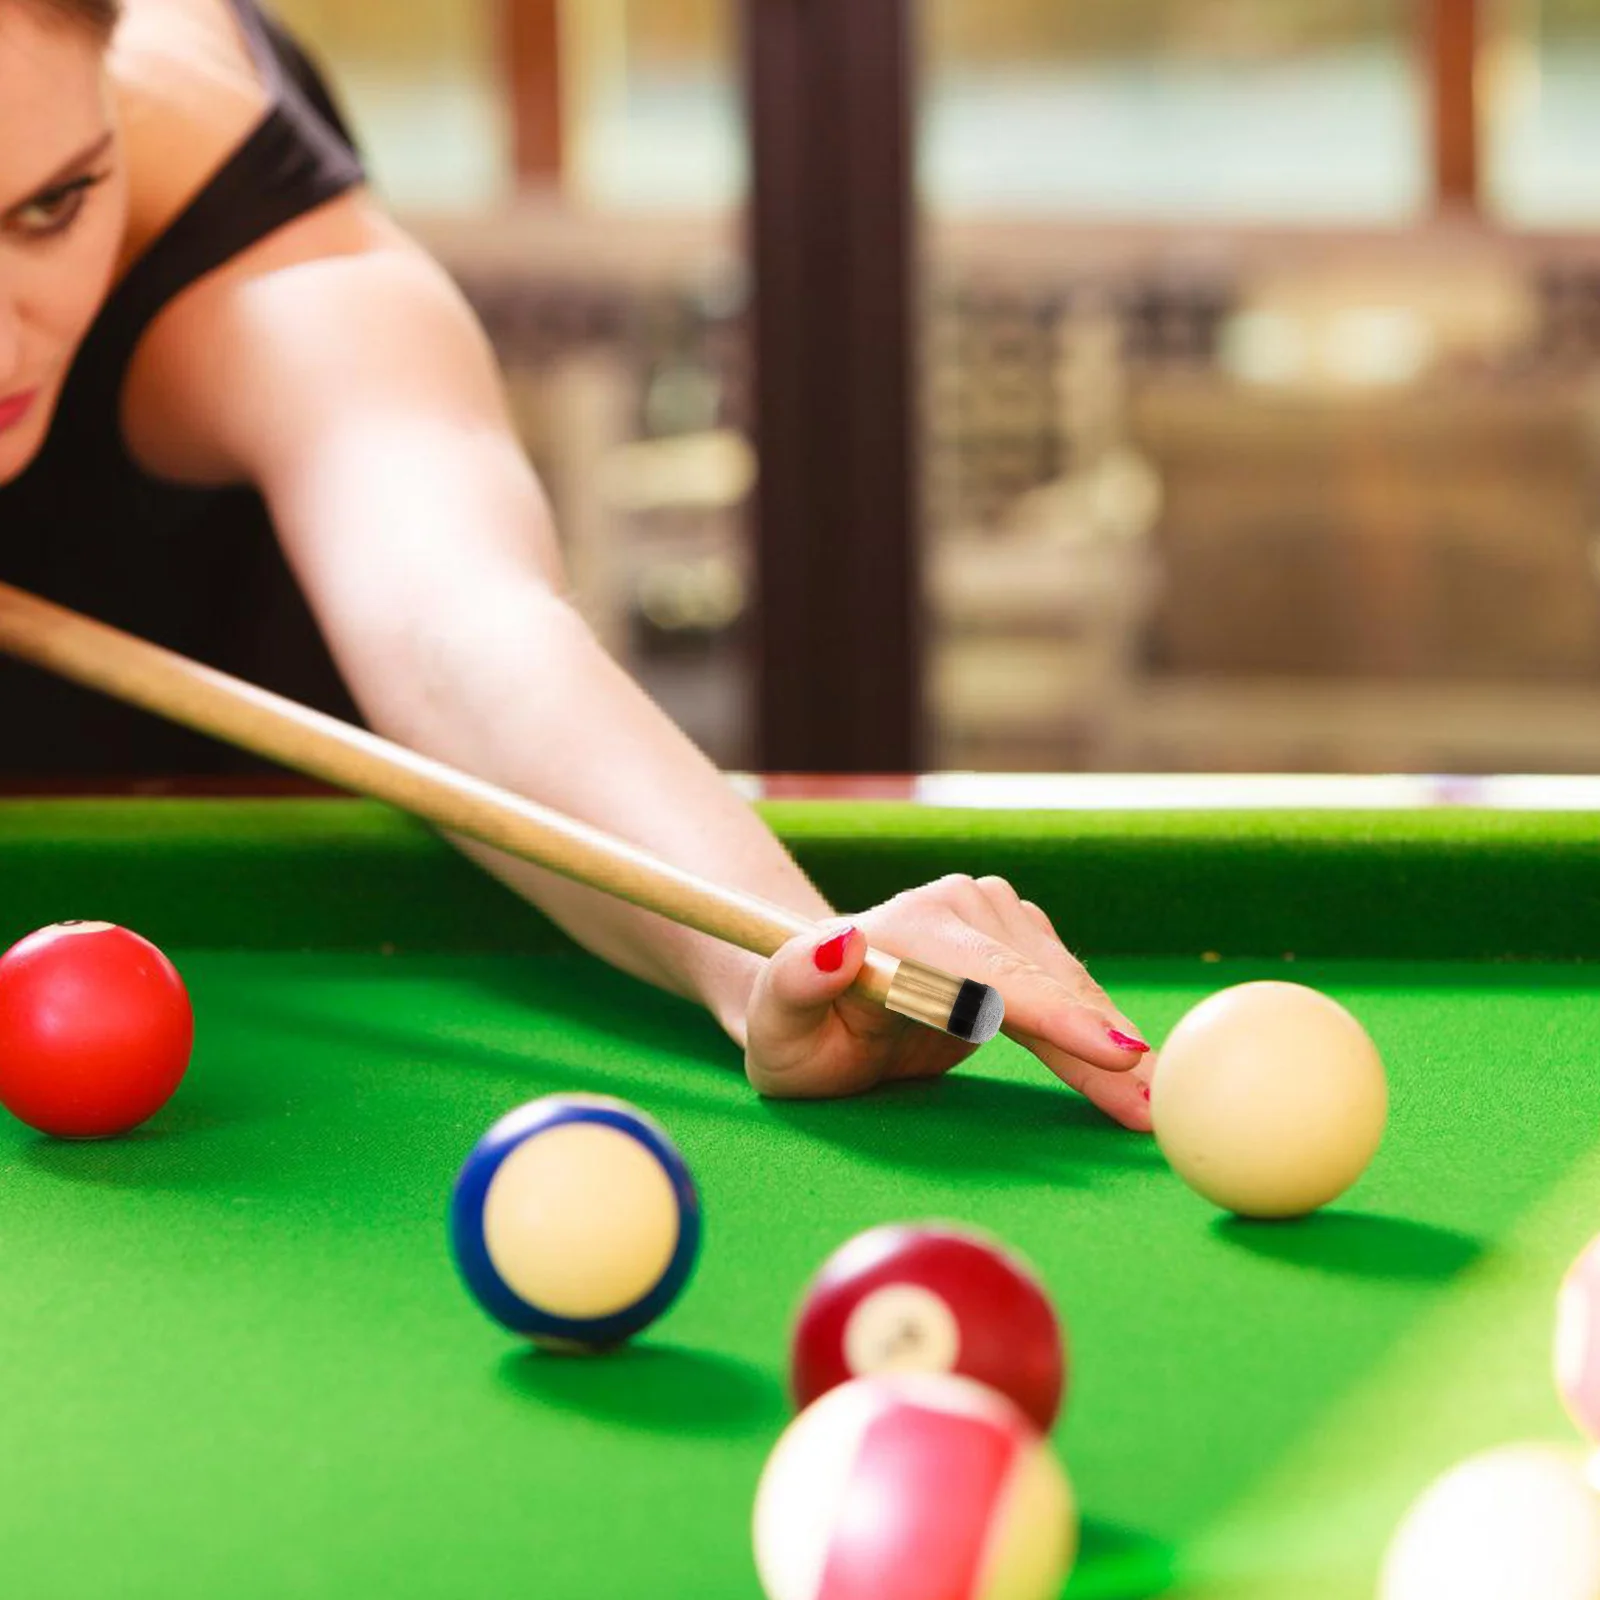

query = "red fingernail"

[
  {"left": 1109, "top": 1028, "right": 1150, "bottom": 1054},
  {"left": 814, "top": 928, "right": 855, "bottom": 973},
  {"left": 1139, "top": 1082, "right": 1151, "bottom": 1101}
]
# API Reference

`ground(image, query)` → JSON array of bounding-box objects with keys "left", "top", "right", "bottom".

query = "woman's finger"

[
  {"left": 744, "top": 923, "right": 892, "bottom": 1099},
  {"left": 1030, "top": 1036, "right": 1154, "bottom": 1132},
  {"left": 985, "top": 896, "right": 1152, "bottom": 1059},
  {"left": 978, "top": 940, "right": 1149, "bottom": 1073}
]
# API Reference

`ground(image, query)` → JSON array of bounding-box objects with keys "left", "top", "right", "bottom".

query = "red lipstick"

[{"left": 0, "top": 390, "right": 38, "bottom": 433}]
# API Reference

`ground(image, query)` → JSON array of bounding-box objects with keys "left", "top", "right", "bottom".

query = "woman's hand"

[{"left": 742, "top": 874, "right": 1154, "bottom": 1130}]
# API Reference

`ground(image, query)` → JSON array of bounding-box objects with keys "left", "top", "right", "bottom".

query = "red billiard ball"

[
  {"left": 790, "top": 1222, "right": 1066, "bottom": 1432},
  {"left": 754, "top": 1374, "right": 1077, "bottom": 1600},
  {"left": 0, "top": 922, "right": 193, "bottom": 1139}
]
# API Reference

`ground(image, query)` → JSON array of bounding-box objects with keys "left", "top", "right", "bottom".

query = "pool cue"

[{"left": 0, "top": 582, "right": 1002, "bottom": 1045}]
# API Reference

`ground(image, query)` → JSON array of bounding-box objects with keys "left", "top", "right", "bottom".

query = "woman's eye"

[{"left": 14, "top": 180, "right": 94, "bottom": 239}]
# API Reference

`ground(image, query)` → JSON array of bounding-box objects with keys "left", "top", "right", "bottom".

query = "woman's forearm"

[
  {"left": 344, "top": 577, "right": 835, "bottom": 1042},
  {"left": 240, "top": 272, "right": 833, "bottom": 1039}
]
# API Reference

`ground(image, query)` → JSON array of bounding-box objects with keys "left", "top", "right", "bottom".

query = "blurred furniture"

[
  {"left": 413, "top": 200, "right": 1600, "bottom": 775},
  {"left": 925, "top": 290, "right": 1162, "bottom": 768},
  {"left": 1117, "top": 238, "right": 1600, "bottom": 772},
  {"left": 1137, "top": 378, "right": 1600, "bottom": 682}
]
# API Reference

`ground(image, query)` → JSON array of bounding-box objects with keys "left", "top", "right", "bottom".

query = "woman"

[{"left": 0, "top": 0, "right": 1153, "bottom": 1119}]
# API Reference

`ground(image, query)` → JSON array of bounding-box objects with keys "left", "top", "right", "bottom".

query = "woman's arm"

[
  {"left": 137, "top": 207, "right": 1152, "bottom": 1123},
  {"left": 143, "top": 222, "right": 828, "bottom": 1041}
]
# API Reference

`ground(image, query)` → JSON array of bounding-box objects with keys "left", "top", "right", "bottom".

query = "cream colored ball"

[
  {"left": 1151, "top": 981, "right": 1387, "bottom": 1219},
  {"left": 483, "top": 1119, "right": 680, "bottom": 1318},
  {"left": 1380, "top": 1443, "right": 1600, "bottom": 1600}
]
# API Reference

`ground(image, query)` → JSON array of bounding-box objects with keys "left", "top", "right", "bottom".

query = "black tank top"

[{"left": 0, "top": 0, "right": 365, "bottom": 779}]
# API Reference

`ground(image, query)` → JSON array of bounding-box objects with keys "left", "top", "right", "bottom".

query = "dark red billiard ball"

[
  {"left": 0, "top": 922, "right": 193, "bottom": 1139},
  {"left": 790, "top": 1222, "right": 1066, "bottom": 1432}
]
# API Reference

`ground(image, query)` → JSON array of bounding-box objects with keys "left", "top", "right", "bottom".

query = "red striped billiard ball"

[
  {"left": 790, "top": 1223, "right": 1066, "bottom": 1432},
  {"left": 754, "top": 1373, "right": 1077, "bottom": 1600},
  {"left": 0, "top": 922, "right": 193, "bottom": 1139}
]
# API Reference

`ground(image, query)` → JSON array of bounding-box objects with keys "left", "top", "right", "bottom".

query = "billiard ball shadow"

[
  {"left": 1072, "top": 1516, "right": 1178, "bottom": 1600},
  {"left": 12, "top": 1099, "right": 274, "bottom": 1191},
  {"left": 765, "top": 1073, "right": 1163, "bottom": 1183},
  {"left": 1212, "top": 1211, "right": 1483, "bottom": 1283},
  {"left": 497, "top": 1342, "right": 785, "bottom": 1440}
]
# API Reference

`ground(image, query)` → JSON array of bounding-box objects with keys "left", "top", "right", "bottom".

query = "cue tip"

[
  {"left": 884, "top": 958, "right": 1005, "bottom": 1044},
  {"left": 954, "top": 979, "right": 1006, "bottom": 1045}
]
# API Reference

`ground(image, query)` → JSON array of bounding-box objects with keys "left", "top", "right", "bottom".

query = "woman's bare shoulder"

[{"left": 109, "top": 0, "right": 272, "bottom": 259}]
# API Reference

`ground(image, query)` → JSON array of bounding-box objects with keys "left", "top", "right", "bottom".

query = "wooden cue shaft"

[{"left": 0, "top": 582, "right": 925, "bottom": 1010}]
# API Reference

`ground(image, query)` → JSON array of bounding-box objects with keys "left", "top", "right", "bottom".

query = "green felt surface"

[{"left": 0, "top": 801, "right": 1596, "bottom": 1596}]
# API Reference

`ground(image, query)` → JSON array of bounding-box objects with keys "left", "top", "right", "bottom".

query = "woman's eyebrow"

[{"left": 2, "top": 130, "right": 115, "bottom": 220}]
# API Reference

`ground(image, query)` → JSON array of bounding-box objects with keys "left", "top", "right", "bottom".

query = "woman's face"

[{"left": 0, "top": 3, "right": 127, "bottom": 485}]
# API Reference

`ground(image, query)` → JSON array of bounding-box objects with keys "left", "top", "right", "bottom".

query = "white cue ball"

[
  {"left": 1150, "top": 980, "right": 1387, "bottom": 1219},
  {"left": 1380, "top": 1443, "right": 1600, "bottom": 1600}
]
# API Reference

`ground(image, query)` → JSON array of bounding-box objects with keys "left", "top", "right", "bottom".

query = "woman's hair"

[{"left": 30, "top": 0, "right": 120, "bottom": 34}]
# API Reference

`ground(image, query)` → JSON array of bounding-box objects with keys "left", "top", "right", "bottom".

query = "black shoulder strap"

[{"left": 77, "top": 2, "right": 364, "bottom": 398}]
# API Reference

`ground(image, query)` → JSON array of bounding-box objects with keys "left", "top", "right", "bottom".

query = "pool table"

[{"left": 2, "top": 783, "right": 1599, "bottom": 1599}]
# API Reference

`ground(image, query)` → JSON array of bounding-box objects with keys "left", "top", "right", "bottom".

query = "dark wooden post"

[
  {"left": 502, "top": 0, "right": 564, "bottom": 185},
  {"left": 741, "top": 0, "right": 923, "bottom": 773},
  {"left": 1429, "top": 0, "right": 1480, "bottom": 213}
]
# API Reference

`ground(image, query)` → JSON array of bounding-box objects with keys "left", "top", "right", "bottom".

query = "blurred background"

[{"left": 274, "top": 0, "right": 1600, "bottom": 775}]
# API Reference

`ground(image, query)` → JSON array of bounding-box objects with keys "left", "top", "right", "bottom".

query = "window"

[
  {"left": 562, "top": 0, "right": 743, "bottom": 209},
  {"left": 921, "top": 0, "right": 1427, "bottom": 222},
  {"left": 1486, "top": 0, "right": 1600, "bottom": 225},
  {"left": 272, "top": 0, "right": 507, "bottom": 209}
]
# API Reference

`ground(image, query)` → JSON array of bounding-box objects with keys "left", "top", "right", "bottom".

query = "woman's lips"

[{"left": 0, "top": 390, "right": 39, "bottom": 433}]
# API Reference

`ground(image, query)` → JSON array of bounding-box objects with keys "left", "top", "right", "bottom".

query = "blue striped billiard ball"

[{"left": 450, "top": 1093, "right": 701, "bottom": 1349}]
